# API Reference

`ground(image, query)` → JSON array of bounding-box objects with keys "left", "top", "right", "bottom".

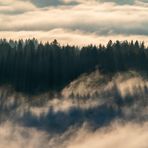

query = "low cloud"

[
  {"left": 0, "top": 30, "right": 148, "bottom": 46},
  {"left": 0, "top": 2, "right": 148, "bottom": 35},
  {"left": 68, "top": 122, "right": 148, "bottom": 148},
  {"left": 22, "top": 0, "right": 79, "bottom": 7},
  {"left": 0, "top": 0, "right": 36, "bottom": 15},
  {"left": 0, "top": 70, "right": 147, "bottom": 147},
  {"left": 0, "top": 0, "right": 148, "bottom": 45},
  {"left": 22, "top": 0, "right": 148, "bottom": 7},
  {"left": 0, "top": 121, "right": 148, "bottom": 148},
  {"left": 99, "top": 0, "right": 135, "bottom": 5}
]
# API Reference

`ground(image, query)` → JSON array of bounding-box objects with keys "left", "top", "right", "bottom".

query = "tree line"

[{"left": 0, "top": 38, "right": 147, "bottom": 93}]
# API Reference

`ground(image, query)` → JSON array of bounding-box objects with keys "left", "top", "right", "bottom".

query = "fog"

[
  {"left": 0, "top": 70, "right": 147, "bottom": 148},
  {"left": 68, "top": 122, "right": 148, "bottom": 148},
  {"left": 0, "top": 121, "right": 148, "bottom": 148}
]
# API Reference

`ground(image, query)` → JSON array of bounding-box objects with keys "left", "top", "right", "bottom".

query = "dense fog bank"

[{"left": 0, "top": 70, "right": 147, "bottom": 147}]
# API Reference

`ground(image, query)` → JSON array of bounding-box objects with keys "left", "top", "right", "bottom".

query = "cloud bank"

[
  {"left": 0, "top": 70, "right": 147, "bottom": 147},
  {"left": 0, "top": 0, "right": 148, "bottom": 45},
  {"left": 0, "top": 121, "right": 148, "bottom": 148},
  {"left": 68, "top": 122, "right": 148, "bottom": 148}
]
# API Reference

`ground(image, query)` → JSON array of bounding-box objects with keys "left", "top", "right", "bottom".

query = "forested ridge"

[{"left": 0, "top": 38, "right": 147, "bottom": 93}]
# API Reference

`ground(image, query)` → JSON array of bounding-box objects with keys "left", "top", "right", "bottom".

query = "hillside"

[
  {"left": 0, "top": 70, "right": 147, "bottom": 122},
  {"left": 0, "top": 70, "right": 147, "bottom": 148}
]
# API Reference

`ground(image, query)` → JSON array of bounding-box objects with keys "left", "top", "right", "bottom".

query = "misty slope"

[
  {"left": 63, "top": 70, "right": 148, "bottom": 97},
  {"left": 62, "top": 70, "right": 148, "bottom": 119},
  {"left": 0, "top": 70, "right": 147, "bottom": 124},
  {"left": 0, "top": 70, "right": 147, "bottom": 148}
]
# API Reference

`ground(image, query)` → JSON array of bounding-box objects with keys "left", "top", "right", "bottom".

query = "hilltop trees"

[{"left": 0, "top": 39, "right": 147, "bottom": 93}]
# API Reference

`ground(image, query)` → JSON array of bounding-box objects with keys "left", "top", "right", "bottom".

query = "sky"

[{"left": 0, "top": 0, "right": 148, "bottom": 46}]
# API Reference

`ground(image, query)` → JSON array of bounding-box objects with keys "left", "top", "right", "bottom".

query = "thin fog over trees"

[{"left": 0, "top": 38, "right": 147, "bottom": 93}]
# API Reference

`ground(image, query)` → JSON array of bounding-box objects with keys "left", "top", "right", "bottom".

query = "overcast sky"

[{"left": 0, "top": 0, "right": 148, "bottom": 45}]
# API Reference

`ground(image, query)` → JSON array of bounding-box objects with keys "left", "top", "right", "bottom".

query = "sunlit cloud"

[
  {"left": 0, "top": 121, "right": 148, "bottom": 148},
  {"left": 0, "top": 30, "right": 148, "bottom": 46},
  {"left": 0, "top": 0, "right": 148, "bottom": 45},
  {"left": 68, "top": 122, "right": 148, "bottom": 148},
  {"left": 0, "top": 0, "right": 36, "bottom": 15}
]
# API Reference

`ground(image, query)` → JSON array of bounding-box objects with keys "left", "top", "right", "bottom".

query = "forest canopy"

[{"left": 0, "top": 39, "right": 147, "bottom": 93}]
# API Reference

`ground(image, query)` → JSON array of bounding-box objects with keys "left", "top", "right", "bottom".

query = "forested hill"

[{"left": 0, "top": 39, "right": 147, "bottom": 93}]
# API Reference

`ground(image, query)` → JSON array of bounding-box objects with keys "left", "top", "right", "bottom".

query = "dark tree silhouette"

[{"left": 0, "top": 39, "right": 147, "bottom": 94}]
